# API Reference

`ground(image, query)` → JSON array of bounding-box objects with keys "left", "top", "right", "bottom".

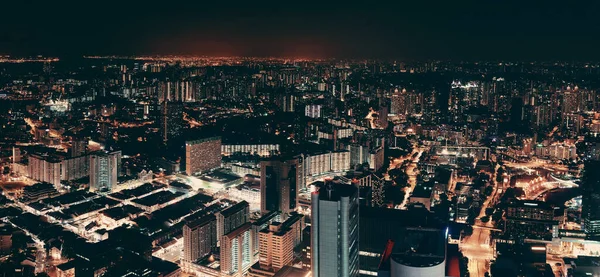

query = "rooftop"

[
  {"left": 186, "top": 136, "right": 221, "bottom": 145},
  {"left": 185, "top": 214, "right": 216, "bottom": 229},
  {"left": 220, "top": 200, "right": 249, "bottom": 217},
  {"left": 313, "top": 181, "right": 358, "bottom": 202}
]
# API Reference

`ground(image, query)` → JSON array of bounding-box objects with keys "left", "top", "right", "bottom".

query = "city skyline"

[
  {"left": 3, "top": 4, "right": 600, "bottom": 277},
  {"left": 3, "top": 2, "right": 600, "bottom": 60}
]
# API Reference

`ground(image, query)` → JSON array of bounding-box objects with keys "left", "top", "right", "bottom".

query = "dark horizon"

[{"left": 2, "top": 1, "right": 600, "bottom": 60}]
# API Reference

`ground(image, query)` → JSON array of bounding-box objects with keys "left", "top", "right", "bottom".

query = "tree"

[
  {"left": 384, "top": 184, "right": 406, "bottom": 206},
  {"left": 492, "top": 210, "right": 503, "bottom": 222},
  {"left": 484, "top": 186, "right": 494, "bottom": 196},
  {"left": 496, "top": 167, "right": 505, "bottom": 183}
]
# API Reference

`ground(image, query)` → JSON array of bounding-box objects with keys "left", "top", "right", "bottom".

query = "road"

[
  {"left": 460, "top": 160, "right": 500, "bottom": 277},
  {"left": 383, "top": 145, "right": 426, "bottom": 210},
  {"left": 461, "top": 227, "right": 493, "bottom": 277},
  {"left": 399, "top": 148, "right": 425, "bottom": 209}
]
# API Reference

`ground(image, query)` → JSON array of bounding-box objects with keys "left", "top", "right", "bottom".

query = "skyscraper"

[
  {"left": 89, "top": 150, "right": 121, "bottom": 192},
  {"left": 260, "top": 158, "right": 299, "bottom": 219},
  {"left": 185, "top": 137, "right": 222, "bottom": 175},
  {"left": 220, "top": 223, "right": 254, "bottom": 277},
  {"left": 582, "top": 160, "right": 600, "bottom": 240},
  {"left": 183, "top": 214, "right": 217, "bottom": 263},
  {"left": 160, "top": 101, "right": 185, "bottom": 142},
  {"left": 311, "top": 182, "right": 359, "bottom": 277}
]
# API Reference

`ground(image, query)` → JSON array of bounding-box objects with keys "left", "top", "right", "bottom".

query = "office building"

[
  {"left": 160, "top": 101, "right": 185, "bottom": 142},
  {"left": 369, "top": 146, "right": 385, "bottom": 171},
  {"left": 217, "top": 201, "right": 250, "bottom": 243},
  {"left": 504, "top": 200, "right": 557, "bottom": 242},
  {"left": 349, "top": 144, "right": 370, "bottom": 167},
  {"left": 220, "top": 223, "right": 254, "bottom": 277},
  {"left": 159, "top": 80, "right": 195, "bottom": 103},
  {"left": 185, "top": 137, "right": 222, "bottom": 175},
  {"left": 89, "top": 150, "right": 121, "bottom": 192},
  {"left": 311, "top": 182, "right": 359, "bottom": 277},
  {"left": 260, "top": 158, "right": 299, "bottom": 219},
  {"left": 582, "top": 160, "right": 600, "bottom": 240},
  {"left": 183, "top": 214, "right": 217, "bottom": 263}
]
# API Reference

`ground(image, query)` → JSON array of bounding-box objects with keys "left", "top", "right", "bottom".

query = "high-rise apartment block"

[
  {"left": 89, "top": 150, "right": 121, "bottom": 192},
  {"left": 217, "top": 201, "right": 250, "bottom": 243},
  {"left": 220, "top": 223, "right": 254, "bottom": 277},
  {"left": 160, "top": 101, "right": 185, "bottom": 142},
  {"left": 185, "top": 137, "right": 222, "bottom": 175},
  {"left": 28, "top": 154, "right": 62, "bottom": 188},
  {"left": 70, "top": 139, "right": 87, "bottom": 157},
  {"left": 258, "top": 222, "right": 295, "bottom": 271},
  {"left": 183, "top": 214, "right": 217, "bottom": 263}
]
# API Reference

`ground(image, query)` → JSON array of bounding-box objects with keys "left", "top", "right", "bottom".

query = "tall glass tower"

[
  {"left": 582, "top": 160, "right": 600, "bottom": 240},
  {"left": 311, "top": 181, "right": 359, "bottom": 277}
]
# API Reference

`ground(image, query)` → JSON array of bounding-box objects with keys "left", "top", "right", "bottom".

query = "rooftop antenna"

[{"left": 326, "top": 181, "right": 334, "bottom": 199}]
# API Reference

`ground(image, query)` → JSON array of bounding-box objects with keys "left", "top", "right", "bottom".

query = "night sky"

[{"left": 2, "top": 1, "right": 600, "bottom": 60}]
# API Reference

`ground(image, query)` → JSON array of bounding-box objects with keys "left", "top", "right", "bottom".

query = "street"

[
  {"left": 459, "top": 161, "right": 499, "bottom": 277},
  {"left": 384, "top": 145, "right": 426, "bottom": 210},
  {"left": 461, "top": 227, "right": 493, "bottom": 277}
]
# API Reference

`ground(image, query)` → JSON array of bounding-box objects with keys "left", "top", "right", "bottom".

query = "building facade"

[
  {"left": 311, "top": 182, "right": 359, "bottom": 277},
  {"left": 89, "top": 150, "right": 121, "bottom": 192},
  {"left": 28, "top": 154, "right": 62, "bottom": 188},
  {"left": 217, "top": 201, "right": 250, "bottom": 243},
  {"left": 183, "top": 214, "right": 217, "bottom": 263},
  {"left": 160, "top": 101, "right": 185, "bottom": 142},
  {"left": 582, "top": 160, "right": 600, "bottom": 240},
  {"left": 185, "top": 137, "right": 222, "bottom": 175},
  {"left": 221, "top": 223, "right": 254, "bottom": 277},
  {"left": 260, "top": 158, "right": 300, "bottom": 219}
]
